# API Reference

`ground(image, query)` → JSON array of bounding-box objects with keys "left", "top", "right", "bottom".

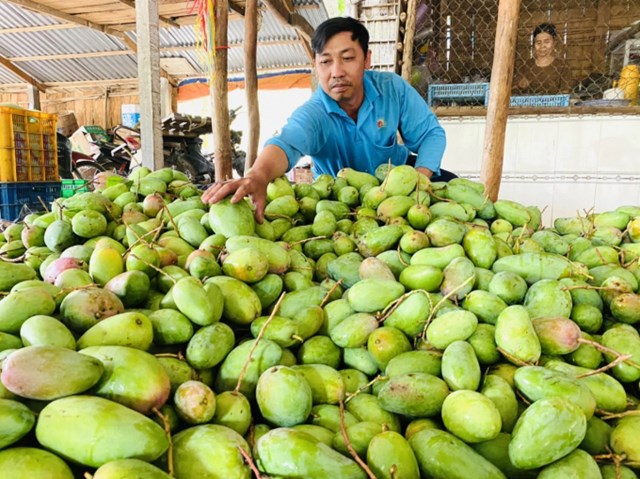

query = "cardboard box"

[
  {"left": 69, "top": 127, "right": 102, "bottom": 157},
  {"left": 56, "top": 111, "right": 79, "bottom": 137}
]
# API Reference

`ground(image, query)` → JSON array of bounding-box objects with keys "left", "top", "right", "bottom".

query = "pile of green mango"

[{"left": 0, "top": 162, "right": 639, "bottom": 479}]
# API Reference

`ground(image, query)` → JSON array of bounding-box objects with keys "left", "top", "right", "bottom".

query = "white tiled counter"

[{"left": 440, "top": 114, "right": 640, "bottom": 226}]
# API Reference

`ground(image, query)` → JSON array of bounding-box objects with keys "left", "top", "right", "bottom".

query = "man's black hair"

[
  {"left": 532, "top": 22, "right": 558, "bottom": 40},
  {"left": 311, "top": 17, "right": 369, "bottom": 57}
]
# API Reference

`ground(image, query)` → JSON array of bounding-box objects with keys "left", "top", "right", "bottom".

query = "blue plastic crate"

[
  {"left": 0, "top": 181, "right": 61, "bottom": 221},
  {"left": 427, "top": 83, "right": 490, "bottom": 106},
  {"left": 509, "top": 94, "right": 570, "bottom": 107}
]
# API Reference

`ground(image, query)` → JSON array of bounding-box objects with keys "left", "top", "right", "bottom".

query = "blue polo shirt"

[{"left": 265, "top": 70, "right": 446, "bottom": 177}]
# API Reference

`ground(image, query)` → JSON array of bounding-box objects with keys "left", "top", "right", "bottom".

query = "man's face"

[
  {"left": 314, "top": 31, "right": 371, "bottom": 105},
  {"left": 534, "top": 32, "right": 555, "bottom": 59}
]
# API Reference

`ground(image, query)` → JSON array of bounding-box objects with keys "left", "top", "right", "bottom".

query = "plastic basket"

[
  {"left": 61, "top": 179, "right": 89, "bottom": 198},
  {"left": 0, "top": 106, "right": 58, "bottom": 182},
  {"left": 427, "top": 83, "right": 490, "bottom": 106},
  {"left": 509, "top": 94, "right": 570, "bottom": 107},
  {"left": 0, "top": 181, "right": 61, "bottom": 221}
]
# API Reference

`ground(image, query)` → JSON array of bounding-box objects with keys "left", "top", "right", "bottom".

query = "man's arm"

[{"left": 202, "top": 144, "right": 289, "bottom": 223}]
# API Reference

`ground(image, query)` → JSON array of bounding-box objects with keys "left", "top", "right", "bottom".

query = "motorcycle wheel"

[
  {"left": 172, "top": 157, "right": 199, "bottom": 183},
  {"left": 73, "top": 160, "right": 106, "bottom": 189}
]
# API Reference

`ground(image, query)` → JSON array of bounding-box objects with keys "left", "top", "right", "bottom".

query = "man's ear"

[{"left": 365, "top": 50, "right": 372, "bottom": 69}]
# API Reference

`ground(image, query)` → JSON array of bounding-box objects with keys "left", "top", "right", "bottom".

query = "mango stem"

[
  {"left": 338, "top": 399, "right": 377, "bottom": 479},
  {"left": 238, "top": 446, "right": 262, "bottom": 478},
  {"left": 152, "top": 406, "right": 174, "bottom": 477},
  {"left": 579, "top": 338, "right": 640, "bottom": 370},
  {"left": 234, "top": 291, "right": 286, "bottom": 393},
  {"left": 345, "top": 375, "right": 386, "bottom": 403},
  {"left": 320, "top": 279, "right": 343, "bottom": 308}
]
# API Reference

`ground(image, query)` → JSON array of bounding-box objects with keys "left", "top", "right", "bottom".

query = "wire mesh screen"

[{"left": 399, "top": 0, "right": 640, "bottom": 109}]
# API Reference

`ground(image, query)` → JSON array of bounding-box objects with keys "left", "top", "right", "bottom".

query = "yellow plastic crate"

[{"left": 0, "top": 106, "right": 58, "bottom": 182}]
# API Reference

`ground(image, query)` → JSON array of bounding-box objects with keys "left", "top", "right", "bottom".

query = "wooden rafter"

[
  {"left": 0, "top": 23, "right": 80, "bottom": 34},
  {"left": 112, "top": 0, "right": 180, "bottom": 28},
  {"left": 6, "top": 39, "right": 307, "bottom": 62},
  {"left": 0, "top": 53, "right": 45, "bottom": 90},
  {"left": 261, "top": 0, "right": 314, "bottom": 47},
  {"left": 5, "top": 0, "right": 125, "bottom": 39}
]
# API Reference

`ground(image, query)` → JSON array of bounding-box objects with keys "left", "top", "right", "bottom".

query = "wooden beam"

[
  {"left": 262, "top": 0, "right": 314, "bottom": 44},
  {"left": 400, "top": 0, "right": 418, "bottom": 80},
  {"left": 136, "top": 0, "right": 164, "bottom": 171},
  {"left": 7, "top": 38, "right": 305, "bottom": 62},
  {"left": 112, "top": 0, "right": 180, "bottom": 28},
  {"left": 212, "top": 0, "right": 232, "bottom": 181},
  {"left": 0, "top": 23, "right": 80, "bottom": 34},
  {"left": 5, "top": 0, "right": 125, "bottom": 39},
  {"left": 26, "top": 84, "right": 40, "bottom": 109},
  {"left": 480, "top": 0, "right": 521, "bottom": 202},
  {"left": 244, "top": 0, "right": 259, "bottom": 172},
  {"left": 0, "top": 54, "right": 46, "bottom": 90}
]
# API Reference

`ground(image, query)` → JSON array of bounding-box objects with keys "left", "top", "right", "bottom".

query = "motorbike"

[{"left": 60, "top": 111, "right": 246, "bottom": 184}]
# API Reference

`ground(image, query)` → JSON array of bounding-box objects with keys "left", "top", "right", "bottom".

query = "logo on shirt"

[{"left": 377, "top": 118, "right": 386, "bottom": 129}]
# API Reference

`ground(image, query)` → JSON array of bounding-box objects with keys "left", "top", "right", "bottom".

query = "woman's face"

[{"left": 534, "top": 31, "right": 555, "bottom": 60}]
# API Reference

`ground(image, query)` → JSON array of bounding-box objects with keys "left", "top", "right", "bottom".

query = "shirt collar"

[{"left": 316, "top": 71, "right": 381, "bottom": 120}]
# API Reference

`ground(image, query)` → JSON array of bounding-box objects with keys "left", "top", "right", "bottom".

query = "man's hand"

[{"left": 202, "top": 174, "right": 270, "bottom": 223}]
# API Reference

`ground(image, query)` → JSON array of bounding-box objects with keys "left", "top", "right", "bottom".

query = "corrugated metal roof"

[{"left": 0, "top": 0, "right": 328, "bottom": 86}]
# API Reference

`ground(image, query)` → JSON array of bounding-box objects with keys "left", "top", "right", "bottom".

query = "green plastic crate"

[{"left": 61, "top": 178, "right": 89, "bottom": 198}]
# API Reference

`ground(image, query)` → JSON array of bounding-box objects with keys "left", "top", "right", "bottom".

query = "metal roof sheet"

[{"left": 0, "top": 0, "right": 328, "bottom": 86}]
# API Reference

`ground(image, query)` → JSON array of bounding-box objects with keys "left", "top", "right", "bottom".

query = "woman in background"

[{"left": 514, "top": 23, "right": 573, "bottom": 94}]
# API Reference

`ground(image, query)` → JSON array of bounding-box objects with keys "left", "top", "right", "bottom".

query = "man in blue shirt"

[{"left": 203, "top": 16, "right": 449, "bottom": 222}]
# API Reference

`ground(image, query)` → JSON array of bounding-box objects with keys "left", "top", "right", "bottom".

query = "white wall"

[{"left": 440, "top": 115, "right": 640, "bottom": 226}]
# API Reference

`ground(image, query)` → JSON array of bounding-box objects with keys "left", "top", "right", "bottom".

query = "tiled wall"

[{"left": 440, "top": 115, "right": 640, "bottom": 227}]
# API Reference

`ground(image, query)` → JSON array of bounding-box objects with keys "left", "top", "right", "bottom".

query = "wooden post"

[
  {"left": 26, "top": 84, "right": 40, "bottom": 110},
  {"left": 480, "top": 0, "right": 521, "bottom": 201},
  {"left": 136, "top": 0, "right": 164, "bottom": 171},
  {"left": 212, "top": 0, "right": 232, "bottom": 181},
  {"left": 244, "top": 0, "right": 259, "bottom": 173},
  {"left": 401, "top": 0, "right": 418, "bottom": 80}
]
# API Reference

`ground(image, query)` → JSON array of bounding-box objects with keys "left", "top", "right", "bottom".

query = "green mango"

[
  {"left": 174, "top": 380, "right": 216, "bottom": 424},
  {"left": 329, "top": 312, "right": 378, "bottom": 348},
  {"left": 545, "top": 360, "right": 627, "bottom": 413},
  {"left": 487, "top": 271, "right": 528, "bottom": 305},
  {"left": 346, "top": 393, "right": 401, "bottom": 432},
  {"left": 36, "top": 395, "right": 168, "bottom": 468},
  {"left": 89, "top": 245, "right": 125, "bottom": 287},
  {"left": 601, "top": 325, "right": 640, "bottom": 382},
  {"left": 494, "top": 199, "right": 531, "bottom": 227},
  {"left": 463, "top": 290, "right": 508, "bottom": 325},
  {"left": 186, "top": 322, "right": 235, "bottom": 369},
  {"left": 442, "top": 389, "right": 502, "bottom": 443},
  {"left": 580, "top": 415, "right": 612, "bottom": 455},
  {"left": 471, "top": 433, "right": 535, "bottom": 479},
  {"left": 316, "top": 199, "right": 351, "bottom": 220},
  {"left": 215, "top": 339, "right": 283, "bottom": 399},
  {"left": 347, "top": 278, "right": 405, "bottom": 313},
  {"left": 330, "top": 421, "right": 382, "bottom": 456},
  {"left": 250, "top": 273, "right": 284, "bottom": 309},
  {"left": 441, "top": 340, "right": 481, "bottom": 391},
  {"left": 610, "top": 416, "right": 640, "bottom": 463},
  {"left": 430, "top": 201, "right": 472, "bottom": 221},
  {"left": 463, "top": 226, "right": 498, "bottom": 269},
  {"left": 508, "top": 396, "right": 586, "bottom": 469},
  {"left": 426, "top": 218, "right": 467, "bottom": 247},
  {"left": 356, "top": 224, "right": 404, "bottom": 257},
  {"left": 537, "top": 448, "right": 601, "bottom": 479},
  {"left": 524, "top": 279, "right": 573, "bottom": 319},
  {"left": 0, "top": 398, "right": 36, "bottom": 449},
  {"left": 225, "top": 235, "right": 291, "bottom": 274},
  {"left": 495, "top": 305, "right": 540, "bottom": 365},
  {"left": 468, "top": 323, "right": 500, "bottom": 365},
  {"left": 279, "top": 285, "right": 330, "bottom": 318},
  {"left": 492, "top": 252, "right": 584, "bottom": 284},
  {"left": 212, "top": 390, "right": 252, "bottom": 436},
  {"left": 514, "top": 366, "right": 596, "bottom": 419},
  {"left": 384, "top": 291, "right": 431, "bottom": 338},
  {"left": 385, "top": 350, "right": 442, "bottom": 378},
  {"left": 383, "top": 164, "right": 418, "bottom": 196},
  {"left": 440, "top": 256, "right": 476, "bottom": 300},
  {"left": 399, "top": 264, "right": 443, "bottom": 292},
  {"left": 378, "top": 373, "right": 448, "bottom": 418},
  {"left": 410, "top": 243, "right": 465, "bottom": 269},
  {"left": 173, "top": 277, "right": 224, "bottom": 326},
  {"left": 256, "top": 427, "right": 366, "bottom": 479},
  {"left": 409, "top": 428, "right": 507, "bottom": 479},
  {"left": 93, "top": 458, "right": 172, "bottom": 479},
  {"left": 0, "top": 447, "right": 74, "bottom": 479},
  {"left": 208, "top": 197, "right": 255, "bottom": 237},
  {"left": 256, "top": 365, "right": 312, "bottom": 427},
  {"left": 81, "top": 345, "right": 170, "bottom": 414},
  {"left": 265, "top": 194, "right": 300, "bottom": 219},
  {"left": 292, "top": 364, "right": 345, "bottom": 405},
  {"left": 609, "top": 292, "right": 640, "bottom": 324},
  {"left": 446, "top": 178, "right": 489, "bottom": 210},
  {"left": 481, "top": 374, "right": 519, "bottom": 433},
  {"left": 327, "top": 251, "right": 363, "bottom": 287},
  {"left": 77, "top": 311, "right": 153, "bottom": 350},
  {"left": 206, "top": 275, "right": 263, "bottom": 325},
  {"left": 0, "top": 288, "right": 56, "bottom": 334},
  {"left": 426, "top": 309, "right": 478, "bottom": 350},
  {"left": 367, "top": 430, "right": 420, "bottom": 479},
  {"left": 377, "top": 195, "right": 416, "bottom": 222}
]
